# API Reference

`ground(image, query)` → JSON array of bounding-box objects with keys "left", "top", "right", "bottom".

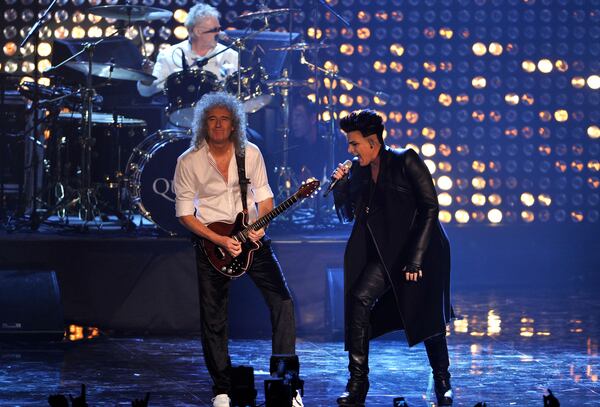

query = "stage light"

[
  {"left": 174, "top": 25, "right": 187, "bottom": 40},
  {"left": 405, "top": 111, "right": 419, "bottom": 124},
  {"left": 472, "top": 176, "right": 486, "bottom": 190},
  {"left": 339, "top": 43, "right": 354, "bottom": 56},
  {"left": 339, "top": 94, "right": 353, "bottom": 107},
  {"left": 438, "top": 192, "right": 452, "bottom": 206},
  {"left": 505, "top": 93, "right": 519, "bottom": 105},
  {"left": 356, "top": 27, "right": 370, "bottom": 40},
  {"left": 488, "top": 194, "right": 502, "bottom": 206},
  {"left": 87, "top": 26, "right": 103, "bottom": 38},
  {"left": 456, "top": 94, "right": 469, "bottom": 104},
  {"left": 373, "top": 60, "right": 387, "bottom": 74},
  {"left": 472, "top": 76, "right": 486, "bottom": 88},
  {"left": 571, "top": 161, "right": 584, "bottom": 173},
  {"left": 572, "top": 76, "right": 586, "bottom": 88},
  {"left": 488, "top": 42, "right": 503, "bottom": 56},
  {"left": 422, "top": 77, "right": 436, "bottom": 90},
  {"left": 537, "top": 59, "right": 553, "bottom": 73},
  {"left": 357, "top": 10, "right": 371, "bottom": 23},
  {"left": 471, "top": 193, "right": 485, "bottom": 206},
  {"left": 424, "top": 159, "right": 436, "bottom": 174},
  {"left": 173, "top": 8, "right": 187, "bottom": 23},
  {"left": 439, "top": 27, "right": 453, "bottom": 39},
  {"left": 554, "top": 59, "right": 568, "bottom": 72},
  {"left": 438, "top": 93, "right": 452, "bottom": 106},
  {"left": 520, "top": 193, "right": 535, "bottom": 207},
  {"left": 437, "top": 175, "right": 453, "bottom": 191},
  {"left": 406, "top": 78, "right": 419, "bottom": 90},
  {"left": 3, "top": 42, "right": 17, "bottom": 57},
  {"left": 421, "top": 143, "right": 436, "bottom": 157},
  {"left": 554, "top": 109, "right": 568, "bottom": 122},
  {"left": 571, "top": 211, "right": 584, "bottom": 223},
  {"left": 521, "top": 211, "right": 535, "bottom": 223},
  {"left": 588, "top": 75, "right": 600, "bottom": 90},
  {"left": 522, "top": 60, "right": 536, "bottom": 73},
  {"left": 439, "top": 210, "right": 452, "bottom": 223},
  {"left": 455, "top": 209, "right": 470, "bottom": 224},
  {"left": 472, "top": 42, "right": 486, "bottom": 56}
]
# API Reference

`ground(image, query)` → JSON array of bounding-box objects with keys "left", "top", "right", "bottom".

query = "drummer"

[{"left": 137, "top": 3, "right": 238, "bottom": 97}]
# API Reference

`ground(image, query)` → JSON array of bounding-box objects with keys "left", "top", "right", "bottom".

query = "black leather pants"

[
  {"left": 348, "top": 262, "right": 451, "bottom": 378},
  {"left": 347, "top": 260, "right": 390, "bottom": 378},
  {"left": 195, "top": 241, "right": 296, "bottom": 396}
]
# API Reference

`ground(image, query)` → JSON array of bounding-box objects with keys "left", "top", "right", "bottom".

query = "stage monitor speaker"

[{"left": 0, "top": 270, "right": 64, "bottom": 341}]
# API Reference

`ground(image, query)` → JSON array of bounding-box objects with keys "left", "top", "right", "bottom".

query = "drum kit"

[{"left": 13, "top": 3, "right": 386, "bottom": 234}]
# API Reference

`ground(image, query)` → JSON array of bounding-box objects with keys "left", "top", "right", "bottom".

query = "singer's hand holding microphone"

[{"left": 323, "top": 159, "right": 352, "bottom": 197}]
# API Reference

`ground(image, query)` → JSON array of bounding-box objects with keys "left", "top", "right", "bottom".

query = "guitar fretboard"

[{"left": 240, "top": 193, "right": 300, "bottom": 237}]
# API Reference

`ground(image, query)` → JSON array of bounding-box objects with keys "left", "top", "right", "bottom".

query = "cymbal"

[
  {"left": 88, "top": 5, "right": 173, "bottom": 21},
  {"left": 271, "top": 42, "right": 334, "bottom": 51},
  {"left": 65, "top": 61, "right": 156, "bottom": 82},
  {"left": 266, "top": 78, "right": 312, "bottom": 89},
  {"left": 237, "top": 8, "right": 301, "bottom": 20}
]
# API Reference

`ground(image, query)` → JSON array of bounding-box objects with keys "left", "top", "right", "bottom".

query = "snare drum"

[
  {"left": 225, "top": 66, "right": 273, "bottom": 113},
  {"left": 164, "top": 69, "right": 221, "bottom": 128},
  {"left": 125, "top": 129, "right": 192, "bottom": 235}
]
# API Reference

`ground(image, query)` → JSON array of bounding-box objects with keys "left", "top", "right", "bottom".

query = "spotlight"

[
  {"left": 264, "top": 355, "right": 304, "bottom": 407},
  {"left": 231, "top": 366, "right": 257, "bottom": 407}
]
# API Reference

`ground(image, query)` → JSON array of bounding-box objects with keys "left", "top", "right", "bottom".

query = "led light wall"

[{"left": 1, "top": 0, "right": 598, "bottom": 224}]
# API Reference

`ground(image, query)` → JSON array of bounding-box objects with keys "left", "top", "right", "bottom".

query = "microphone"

[
  {"left": 323, "top": 159, "right": 353, "bottom": 197},
  {"left": 180, "top": 48, "right": 188, "bottom": 71},
  {"left": 217, "top": 31, "right": 232, "bottom": 43}
]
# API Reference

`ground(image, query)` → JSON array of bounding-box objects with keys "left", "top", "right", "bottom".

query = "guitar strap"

[{"left": 235, "top": 149, "right": 250, "bottom": 213}]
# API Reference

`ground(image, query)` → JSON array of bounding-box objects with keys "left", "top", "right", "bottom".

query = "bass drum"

[{"left": 125, "top": 129, "right": 192, "bottom": 236}]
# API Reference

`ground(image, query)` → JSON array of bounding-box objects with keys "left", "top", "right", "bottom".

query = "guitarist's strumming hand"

[
  {"left": 247, "top": 228, "right": 265, "bottom": 243},
  {"left": 219, "top": 236, "right": 242, "bottom": 257}
]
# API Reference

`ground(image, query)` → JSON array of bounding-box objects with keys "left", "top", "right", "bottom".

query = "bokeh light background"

[{"left": 1, "top": 0, "right": 599, "bottom": 225}]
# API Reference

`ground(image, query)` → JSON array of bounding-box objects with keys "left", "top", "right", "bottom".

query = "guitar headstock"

[{"left": 295, "top": 178, "right": 320, "bottom": 199}]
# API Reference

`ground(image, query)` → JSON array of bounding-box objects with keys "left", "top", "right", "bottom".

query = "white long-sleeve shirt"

[
  {"left": 137, "top": 40, "right": 238, "bottom": 97},
  {"left": 174, "top": 141, "right": 273, "bottom": 225}
]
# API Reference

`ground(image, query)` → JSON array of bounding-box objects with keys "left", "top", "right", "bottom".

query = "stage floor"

[{"left": 1, "top": 286, "right": 599, "bottom": 406}]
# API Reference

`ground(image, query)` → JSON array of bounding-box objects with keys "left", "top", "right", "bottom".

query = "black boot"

[
  {"left": 337, "top": 326, "right": 370, "bottom": 406},
  {"left": 425, "top": 334, "right": 453, "bottom": 406}
]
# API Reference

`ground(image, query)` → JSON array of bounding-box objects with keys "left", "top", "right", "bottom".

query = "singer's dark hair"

[
  {"left": 339, "top": 109, "right": 385, "bottom": 145},
  {"left": 191, "top": 92, "right": 247, "bottom": 155}
]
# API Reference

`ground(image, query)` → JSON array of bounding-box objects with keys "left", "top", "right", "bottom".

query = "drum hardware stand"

[
  {"left": 274, "top": 68, "right": 299, "bottom": 204},
  {"left": 40, "top": 30, "right": 131, "bottom": 230},
  {"left": 13, "top": 0, "right": 60, "bottom": 230},
  {"left": 299, "top": 54, "right": 390, "bottom": 226}
]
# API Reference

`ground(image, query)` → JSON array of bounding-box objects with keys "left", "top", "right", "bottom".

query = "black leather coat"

[{"left": 334, "top": 146, "right": 452, "bottom": 347}]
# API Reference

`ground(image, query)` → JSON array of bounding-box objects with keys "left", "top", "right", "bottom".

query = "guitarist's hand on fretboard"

[
  {"left": 218, "top": 235, "right": 242, "bottom": 258},
  {"left": 247, "top": 228, "right": 265, "bottom": 243}
]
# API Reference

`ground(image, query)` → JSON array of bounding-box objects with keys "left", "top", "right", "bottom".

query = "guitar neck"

[{"left": 243, "top": 194, "right": 300, "bottom": 234}]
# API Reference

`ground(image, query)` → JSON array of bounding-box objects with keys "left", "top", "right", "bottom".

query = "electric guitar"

[{"left": 199, "top": 179, "right": 320, "bottom": 278}]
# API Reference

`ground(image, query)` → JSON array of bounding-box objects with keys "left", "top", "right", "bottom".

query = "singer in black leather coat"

[
  {"left": 335, "top": 145, "right": 452, "bottom": 346},
  {"left": 332, "top": 109, "right": 454, "bottom": 406}
]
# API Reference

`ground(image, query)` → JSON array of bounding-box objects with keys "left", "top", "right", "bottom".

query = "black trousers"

[
  {"left": 195, "top": 240, "right": 296, "bottom": 396},
  {"left": 349, "top": 260, "right": 449, "bottom": 374}
]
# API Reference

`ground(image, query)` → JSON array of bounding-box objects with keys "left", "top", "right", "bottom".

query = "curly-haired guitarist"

[{"left": 174, "top": 92, "right": 302, "bottom": 407}]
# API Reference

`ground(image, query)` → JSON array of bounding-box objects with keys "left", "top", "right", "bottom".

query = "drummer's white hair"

[
  {"left": 191, "top": 92, "right": 248, "bottom": 155},
  {"left": 185, "top": 3, "right": 221, "bottom": 35}
]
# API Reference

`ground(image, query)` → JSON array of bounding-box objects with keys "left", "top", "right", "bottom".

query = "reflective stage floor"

[{"left": 1, "top": 286, "right": 599, "bottom": 406}]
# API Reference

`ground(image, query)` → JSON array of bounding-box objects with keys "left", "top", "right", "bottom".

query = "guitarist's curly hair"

[{"left": 191, "top": 92, "right": 248, "bottom": 155}]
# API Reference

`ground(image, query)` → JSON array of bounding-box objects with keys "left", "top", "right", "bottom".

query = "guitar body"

[
  {"left": 201, "top": 212, "right": 262, "bottom": 278},
  {"left": 196, "top": 178, "right": 320, "bottom": 278}
]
